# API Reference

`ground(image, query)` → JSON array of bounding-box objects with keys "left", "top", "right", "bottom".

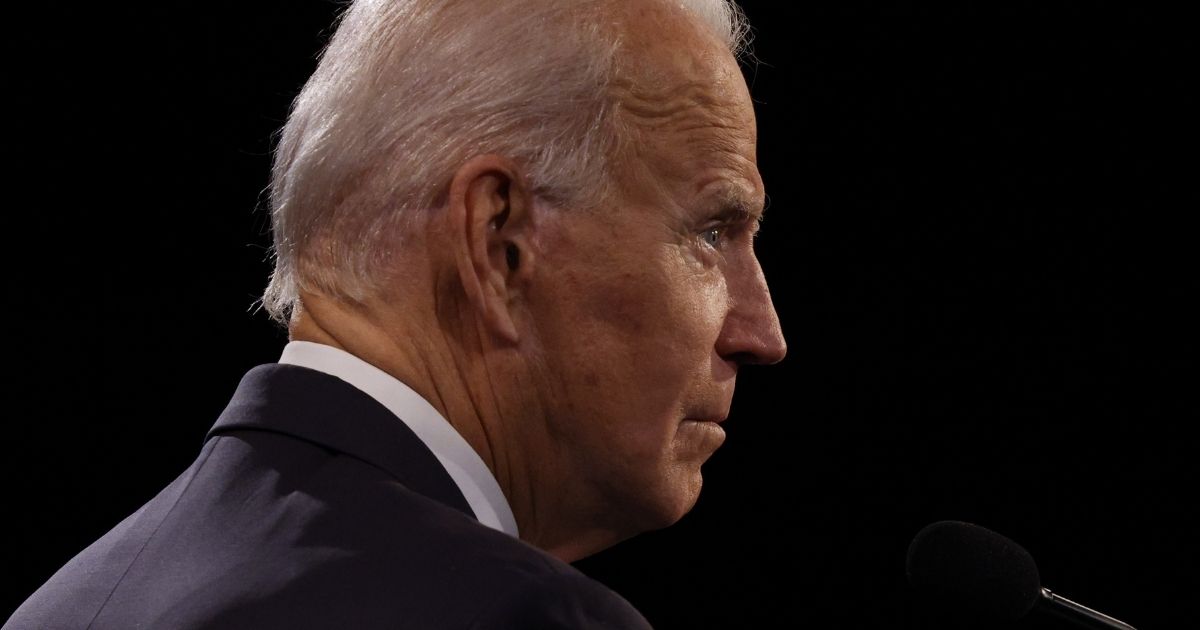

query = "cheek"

[
  {"left": 576, "top": 250, "right": 728, "bottom": 399},
  {"left": 592, "top": 248, "right": 719, "bottom": 336},
  {"left": 532, "top": 221, "right": 730, "bottom": 423}
]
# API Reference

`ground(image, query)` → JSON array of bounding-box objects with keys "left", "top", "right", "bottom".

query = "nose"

[{"left": 715, "top": 254, "right": 787, "bottom": 366}]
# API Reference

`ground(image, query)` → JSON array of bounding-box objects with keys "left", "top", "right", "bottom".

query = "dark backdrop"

[{"left": 7, "top": 2, "right": 1194, "bottom": 628}]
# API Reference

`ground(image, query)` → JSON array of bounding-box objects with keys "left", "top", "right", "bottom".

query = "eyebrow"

[{"left": 711, "top": 190, "right": 765, "bottom": 224}]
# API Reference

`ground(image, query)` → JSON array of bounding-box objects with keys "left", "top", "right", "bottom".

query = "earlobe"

[{"left": 446, "top": 155, "right": 533, "bottom": 346}]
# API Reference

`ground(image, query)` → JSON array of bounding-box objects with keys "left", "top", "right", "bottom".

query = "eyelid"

[
  {"left": 710, "top": 215, "right": 755, "bottom": 236},
  {"left": 710, "top": 205, "right": 755, "bottom": 225}
]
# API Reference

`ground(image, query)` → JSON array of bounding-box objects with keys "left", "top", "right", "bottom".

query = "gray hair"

[{"left": 261, "top": 0, "right": 752, "bottom": 326}]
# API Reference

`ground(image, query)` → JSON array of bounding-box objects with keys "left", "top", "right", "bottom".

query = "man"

[{"left": 7, "top": 0, "right": 785, "bottom": 627}]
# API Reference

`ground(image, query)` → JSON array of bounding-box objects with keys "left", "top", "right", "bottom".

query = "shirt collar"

[{"left": 278, "top": 340, "right": 519, "bottom": 538}]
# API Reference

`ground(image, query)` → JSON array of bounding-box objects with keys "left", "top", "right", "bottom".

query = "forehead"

[
  {"left": 609, "top": 1, "right": 752, "bottom": 122},
  {"left": 607, "top": 4, "right": 763, "bottom": 211}
]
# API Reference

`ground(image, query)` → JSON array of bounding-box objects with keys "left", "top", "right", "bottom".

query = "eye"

[{"left": 701, "top": 227, "right": 723, "bottom": 247}]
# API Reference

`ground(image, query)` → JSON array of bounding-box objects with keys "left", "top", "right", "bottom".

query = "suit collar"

[
  {"left": 207, "top": 363, "right": 475, "bottom": 519},
  {"left": 276, "top": 341, "right": 518, "bottom": 536}
]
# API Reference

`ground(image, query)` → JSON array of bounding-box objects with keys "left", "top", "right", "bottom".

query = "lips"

[
  {"left": 684, "top": 415, "right": 727, "bottom": 424},
  {"left": 677, "top": 417, "right": 727, "bottom": 453},
  {"left": 685, "top": 402, "right": 732, "bottom": 424}
]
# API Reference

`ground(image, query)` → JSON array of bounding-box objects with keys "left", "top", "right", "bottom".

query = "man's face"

[{"left": 525, "top": 18, "right": 787, "bottom": 539}]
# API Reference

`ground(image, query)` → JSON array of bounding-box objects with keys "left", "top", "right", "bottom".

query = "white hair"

[{"left": 261, "top": 0, "right": 752, "bottom": 326}]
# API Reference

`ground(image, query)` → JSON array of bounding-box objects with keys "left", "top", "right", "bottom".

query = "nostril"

[{"left": 724, "top": 351, "right": 762, "bottom": 366}]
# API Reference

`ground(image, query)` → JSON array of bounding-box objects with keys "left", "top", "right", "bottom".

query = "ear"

[{"left": 446, "top": 154, "right": 535, "bottom": 345}]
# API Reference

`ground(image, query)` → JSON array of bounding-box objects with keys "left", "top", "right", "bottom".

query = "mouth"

[
  {"left": 683, "top": 415, "right": 727, "bottom": 424},
  {"left": 678, "top": 417, "right": 728, "bottom": 452},
  {"left": 684, "top": 401, "right": 732, "bottom": 425}
]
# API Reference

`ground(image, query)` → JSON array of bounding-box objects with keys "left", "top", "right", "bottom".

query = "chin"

[{"left": 640, "top": 470, "right": 705, "bottom": 531}]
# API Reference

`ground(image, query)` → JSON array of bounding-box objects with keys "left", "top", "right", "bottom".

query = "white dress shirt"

[{"left": 278, "top": 340, "right": 519, "bottom": 537}]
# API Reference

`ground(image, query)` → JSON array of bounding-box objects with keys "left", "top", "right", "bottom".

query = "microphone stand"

[{"left": 1035, "top": 587, "right": 1138, "bottom": 630}]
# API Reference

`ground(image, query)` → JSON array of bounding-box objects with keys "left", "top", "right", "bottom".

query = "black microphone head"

[{"left": 906, "top": 520, "right": 1042, "bottom": 620}]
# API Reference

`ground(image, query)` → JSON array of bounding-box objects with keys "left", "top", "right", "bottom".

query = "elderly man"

[{"left": 7, "top": 0, "right": 784, "bottom": 627}]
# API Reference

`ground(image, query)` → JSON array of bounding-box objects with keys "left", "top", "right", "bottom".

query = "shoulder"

[
  {"left": 7, "top": 428, "right": 650, "bottom": 629},
  {"left": 199, "top": 436, "right": 646, "bottom": 627},
  {"left": 339, "top": 487, "right": 651, "bottom": 627}
]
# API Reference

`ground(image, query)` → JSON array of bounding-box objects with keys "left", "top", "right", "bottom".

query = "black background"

[{"left": 7, "top": 1, "right": 1195, "bottom": 628}]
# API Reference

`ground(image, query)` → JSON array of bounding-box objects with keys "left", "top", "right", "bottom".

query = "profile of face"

[{"left": 523, "top": 12, "right": 787, "bottom": 541}]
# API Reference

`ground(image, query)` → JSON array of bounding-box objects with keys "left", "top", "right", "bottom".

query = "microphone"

[{"left": 906, "top": 520, "right": 1138, "bottom": 629}]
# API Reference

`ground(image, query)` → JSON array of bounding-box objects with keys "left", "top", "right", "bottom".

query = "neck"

[{"left": 287, "top": 292, "right": 626, "bottom": 562}]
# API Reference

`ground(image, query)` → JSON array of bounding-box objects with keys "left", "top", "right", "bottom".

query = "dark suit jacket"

[{"left": 7, "top": 364, "right": 652, "bottom": 629}]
